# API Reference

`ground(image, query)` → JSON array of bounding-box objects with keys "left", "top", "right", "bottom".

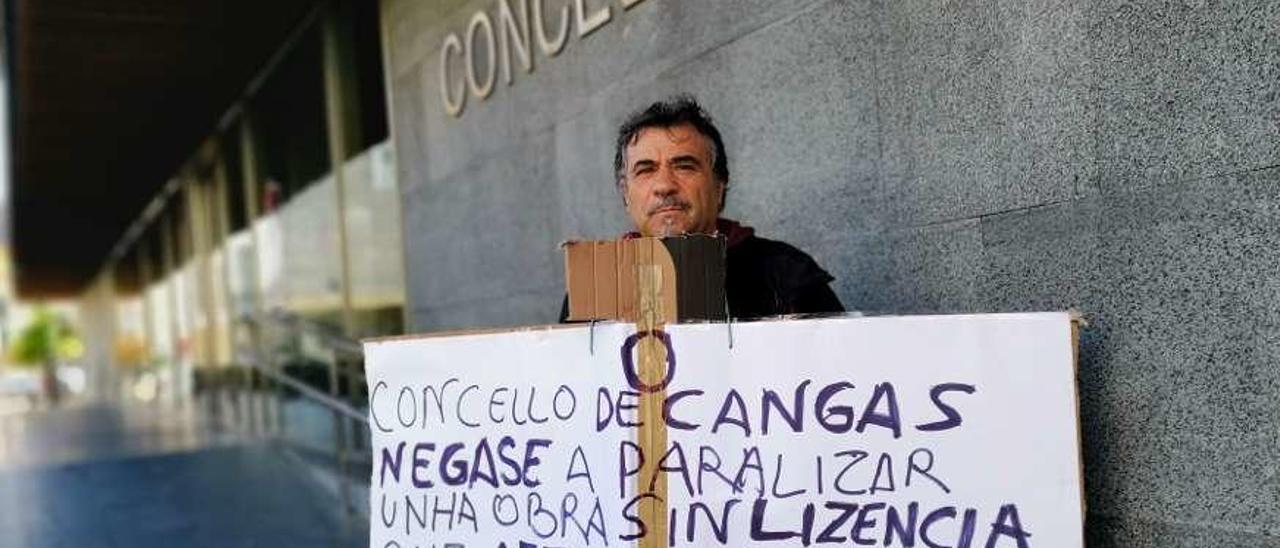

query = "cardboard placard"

[
  {"left": 564, "top": 236, "right": 726, "bottom": 323},
  {"left": 364, "top": 313, "right": 1084, "bottom": 548}
]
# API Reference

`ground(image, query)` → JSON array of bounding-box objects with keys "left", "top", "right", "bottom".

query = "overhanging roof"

[{"left": 10, "top": 0, "right": 316, "bottom": 296}]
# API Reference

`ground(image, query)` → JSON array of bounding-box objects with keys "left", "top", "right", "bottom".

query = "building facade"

[
  {"left": 19, "top": 0, "right": 1277, "bottom": 545},
  {"left": 381, "top": 1, "right": 1280, "bottom": 546}
]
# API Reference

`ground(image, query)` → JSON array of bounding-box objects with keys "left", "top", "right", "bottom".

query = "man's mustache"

[{"left": 647, "top": 196, "right": 690, "bottom": 215}]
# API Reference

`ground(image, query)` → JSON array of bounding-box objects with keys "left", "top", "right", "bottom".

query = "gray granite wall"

[{"left": 381, "top": 0, "right": 1279, "bottom": 544}]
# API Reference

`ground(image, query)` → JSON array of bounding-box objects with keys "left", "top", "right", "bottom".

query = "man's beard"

[{"left": 645, "top": 196, "right": 694, "bottom": 236}]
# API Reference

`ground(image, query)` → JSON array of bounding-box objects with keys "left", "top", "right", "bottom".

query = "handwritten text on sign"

[{"left": 364, "top": 313, "right": 1083, "bottom": 547}]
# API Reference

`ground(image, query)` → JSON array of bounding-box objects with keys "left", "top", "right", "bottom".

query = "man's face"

[{"left": 620, "top": 123, "right": 724, "bottom": 237}]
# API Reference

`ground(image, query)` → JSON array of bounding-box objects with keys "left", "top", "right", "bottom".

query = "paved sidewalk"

[{"left": 0, "top": 403, "right": 366, "bottom": 548}]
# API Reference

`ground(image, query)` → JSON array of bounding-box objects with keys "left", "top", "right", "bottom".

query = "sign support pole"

[{"left": 634, "top": 239, "right": 670, "bottom": 548}]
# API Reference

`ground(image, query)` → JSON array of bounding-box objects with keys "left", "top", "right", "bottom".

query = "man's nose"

[{"left": 650, "top": 166, "right": 678, "bottom": 195}]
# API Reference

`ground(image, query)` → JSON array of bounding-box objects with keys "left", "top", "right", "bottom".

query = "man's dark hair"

[{"left": 614, "top": 96, "right": 730, "bottom": 190}]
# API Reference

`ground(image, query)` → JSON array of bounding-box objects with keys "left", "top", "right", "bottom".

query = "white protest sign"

[{"left": 365, "top": 313, "right": 1083, "bottom": 548}]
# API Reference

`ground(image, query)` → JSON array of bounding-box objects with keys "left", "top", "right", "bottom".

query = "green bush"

[{"left": 10, "top": 308, "right": 82, "bottom": 366}]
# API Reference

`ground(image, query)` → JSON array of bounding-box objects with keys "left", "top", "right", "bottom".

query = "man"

[{"left": 563, "top": 96, "right": 844, "bottom": 320}]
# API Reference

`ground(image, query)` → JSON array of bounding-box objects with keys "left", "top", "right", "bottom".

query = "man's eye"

[{"left": 672, "top": 163, "right": 701, "bottom": 174}]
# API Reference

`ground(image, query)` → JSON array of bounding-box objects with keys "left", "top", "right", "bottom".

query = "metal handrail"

[
  {"left": 214, "top": 309, "right": 376, "bottom": 522},
  {"left": 262, "top": 308, "right": 364, "bottom": 358},
  {"left": 237, "top": 351, "right": 368, "bottom": 426},
  {"left": 229, "top": 308, "right": 371, "bottom": 428}
]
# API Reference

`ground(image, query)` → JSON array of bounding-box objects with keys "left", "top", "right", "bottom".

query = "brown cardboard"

[
  {"left": 564, "top": 235, "right": 726, "bottom": 322},
  {"left": 1070, "top": 314, "right": 1087, "bottom": 523},
  {"left": 565, "top": 240, "right": 594, "bottom": 319},
  {"left": 594, "top": 241, "right": 619, "bottom": 318},
  {"left": 617, "top": 238, "right": 637, "bottom": 320},
  {"left": 630, "top": 237, "right": 678, "bottom": 325}
]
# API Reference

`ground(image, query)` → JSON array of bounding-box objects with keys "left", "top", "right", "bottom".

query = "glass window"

[{"left": 342, "top": 142, "right": 404, "bottom": 339}]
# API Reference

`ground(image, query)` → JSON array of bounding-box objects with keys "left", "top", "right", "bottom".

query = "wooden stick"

[{"left": 634, "top": 238, "right": 669, "bottom": 548}]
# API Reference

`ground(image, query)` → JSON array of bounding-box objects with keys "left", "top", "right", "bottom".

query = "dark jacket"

[
  {"left": 722, "top": 227, "right": 845, "bottom": 319},
  {"left": 560, "top": 218, "right": 843, "bottom": 321}
]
